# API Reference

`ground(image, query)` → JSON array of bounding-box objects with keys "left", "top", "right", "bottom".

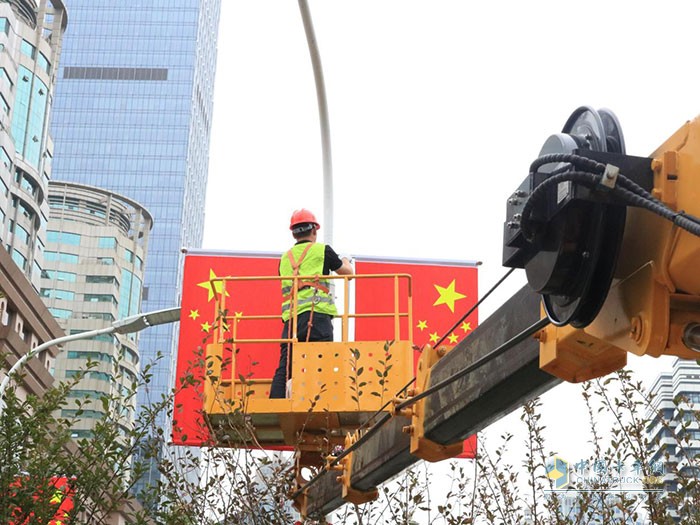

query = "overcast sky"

[{"left": 203, "top": 0, "right": 700, "bottom": 499}]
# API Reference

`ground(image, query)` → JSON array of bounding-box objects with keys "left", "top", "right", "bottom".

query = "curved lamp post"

[{"left": 0, "top": 306, "right": 181, "bottom": 416}]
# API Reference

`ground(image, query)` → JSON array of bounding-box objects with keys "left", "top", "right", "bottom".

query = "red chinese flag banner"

[
  {"left": 354, "top": 256, "right": 479, "bottom": 458},
  {"left": 173, "top": 250, "right": 282, "bottom": 445}
]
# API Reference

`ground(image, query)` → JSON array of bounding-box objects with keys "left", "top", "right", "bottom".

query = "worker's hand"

[{"left": 337, "top": 256, "right": 354, "bottom": 277}]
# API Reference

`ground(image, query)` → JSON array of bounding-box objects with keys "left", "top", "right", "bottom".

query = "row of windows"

[
  {"left": 43, "top": 248, "right": 143, "bottom": 268},
  {"left": 47, "top": 231, "right": 117, "bottom": 248},
  {"left": 48, "top": 307, "right": 71, "bottom": 319},
  {"left": 42, "top": 269, "right": 77, "bottom": 282},
  {"left": 64, "top": 66, "right": 168, "bottom": 81},
  {"left": 44, "top": 251, "right": 78, "bottom": 263},
  {"left": 11, "top": 66, "right": 48, "bottom": 169},
  {"left": 47, "top": 230, "right": 81, "bottom": 245},
  {"left": 15, "top": 168, "right": 38, "bottom": 198},
  {"left": 66, "top": 350, "right": 112, "bottom": 363},
  {"left": 41, "top": 288, "right": 120, "bottom": 306},
  {"left": 65, "top": 370, "right": 112, "bottom": 382},
  {"left": 61, "top": 409, "right": 104, "bottom": 419},
  {"left": 67, "top": 389, "right": 103, "bottom": 399},
  {"left": 47, "top": 309, "right": 118, "bottom": 321}
]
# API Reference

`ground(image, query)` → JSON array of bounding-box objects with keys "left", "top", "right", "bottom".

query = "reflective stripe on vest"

[{"left": 280, "top": 242, "right": 337, "bottom": 321}]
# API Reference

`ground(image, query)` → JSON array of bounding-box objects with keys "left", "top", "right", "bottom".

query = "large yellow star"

[
  {"left": 196, "top": 269, "right": 230, "bottom": 302},
  {"left": 189, "top": 309, "right": 200, "bottom": 321},
  {"left": 448, "top": 333, "right": 459, "bottom": 344},
  {"left": 416, "top": 320, "right": 428, "bottom": 331},
  {"left": 429, "top": 331, "right": 439, "bottom": 343},
  {"left": 461, "top": 321, "right": 472, "bottom": 333},
  {"left": 433, "top": 279, "right": 467, "bottom": 313}
]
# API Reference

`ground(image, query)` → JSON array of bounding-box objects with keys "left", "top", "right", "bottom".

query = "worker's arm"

[{"left": 335, "top": 257, "right": 353, "bottom": 276}]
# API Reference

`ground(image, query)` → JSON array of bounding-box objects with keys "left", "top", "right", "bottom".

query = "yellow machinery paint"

[
  {"left": 202, "top": 273, "right": 415, "bottom": 470},
  {"left": 540, "top": 116, "right": 700, "bottom": 382}
]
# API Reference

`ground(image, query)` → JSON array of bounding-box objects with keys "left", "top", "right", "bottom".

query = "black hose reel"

[{"left": 503, "top": 106, "right": 649, "bottom": 328}]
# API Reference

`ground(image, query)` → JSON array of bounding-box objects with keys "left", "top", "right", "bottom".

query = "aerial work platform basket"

[{"left": 202, "top": 273, "right": 415, "bottom": 466}]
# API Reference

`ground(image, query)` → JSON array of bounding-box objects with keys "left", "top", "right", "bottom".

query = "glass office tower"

[{"left": 50, "top": 0, "right": 221, "bottom": 492}]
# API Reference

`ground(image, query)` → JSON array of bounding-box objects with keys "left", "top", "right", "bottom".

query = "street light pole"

[{"left": 0, "top": 306, "right": 181, "bottom": 415}]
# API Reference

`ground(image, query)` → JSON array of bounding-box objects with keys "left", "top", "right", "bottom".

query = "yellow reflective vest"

[{"left": 280, "top": 242, "right": 337, "bottom": 322}]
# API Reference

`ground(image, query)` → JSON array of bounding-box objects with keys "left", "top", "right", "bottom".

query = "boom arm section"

[{"left": 301, "top": 286, "right": 558, "bottom": 517}]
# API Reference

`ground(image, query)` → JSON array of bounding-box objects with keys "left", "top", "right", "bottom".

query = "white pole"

[{"left": 298, "top": 0, "right": 333, "bottom": 245}]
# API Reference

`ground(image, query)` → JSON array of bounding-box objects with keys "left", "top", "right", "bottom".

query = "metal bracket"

[
  {"left": 600, "top": 164, "right": 620, "bottom": 190},
  {"left": 336, "top": 432, "right": 379, "bottom": 505},
  {"left": 405, "top": 344, "right": 464, "bottom": 462}
]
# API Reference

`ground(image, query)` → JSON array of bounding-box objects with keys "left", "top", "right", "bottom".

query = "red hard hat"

[{"left": 289, "top": 208, "right": 320, "bottom": 230}]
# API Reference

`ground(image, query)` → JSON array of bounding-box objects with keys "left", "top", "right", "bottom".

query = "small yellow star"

[
  {"left": 461, "top": 321, "right": 472, "bottom": 333},
  {"left": 189, "top": 309, "right": 200, "bottom": 321},
  {"left": 433, "top": 279, "right": 467, "bottom": 313},
  {"left": 201, "top": 321, "right": 212, "bottom": 333},
  {"left": 448, "top": 333, "right": 459, "bottom": 344},
  {"left": 416, "top": 320, "right": 428, "bottom": 331},
  {"left": 235, "top": 311, "right": 243, "bottom": 322},
  {"left": 429, "top": 331, "right": 439, "bottom": 343}
]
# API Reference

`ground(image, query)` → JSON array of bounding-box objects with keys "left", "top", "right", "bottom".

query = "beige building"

[
  {"left": 41, "top": 180, "right": 152, "bottom": 436},
  {"left": 0, "top": 0, "right": 66, "bottom": 289}
]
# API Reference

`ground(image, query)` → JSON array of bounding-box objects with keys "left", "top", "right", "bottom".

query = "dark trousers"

[{"left": 269, "top": 311, "right": 333, "bottom": 398}]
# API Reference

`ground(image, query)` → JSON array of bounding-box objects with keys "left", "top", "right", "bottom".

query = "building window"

[
  {"left": 37, "top": 52, "right": 50, "bottom": 74},
  {"left": 44, "top": 251, "right": 79, "bottom": 264},
  {"left": 48, "top": 307, "right": 71, "bottom": 319},
  {"left": 40, "top": 288, "right": 75, "bottom": 301},
  {"left": 82, "top": 312, "right": 115, "bottom": 321},
  {"left": 120, "top": 269, "right": 142, "bottom": 319},
  {"left": 20, "top": 40, "right": 36, "bottom": 59},
  {"left": 66, "top": 350, "right": 112, "bottom": 363},
  {"left": 17, "top": 172, "right": 36, "bottom": 196},
  {"left": 65, "top": 369, "right": 112, "bottom": 382},
  {"left": 12, "top": 223, "right": 29, "bottom": 244},
  {"left": 0, "top": 147, "right": 10, "bottom": 168},
  {"left": 47, "top": 231, "right": 81, "bottom": 246},
  {"left": 96, "top": 257, "right": 114, "bottom": 265},
  {"left": 0, "top": 67, "right": 13, "bottom": 90},
  {"left": 15, "top": 198, "right": 35, "bottom": 221},
  {"left": 123, "top": 346, "right": 139, "bottom": 365},
  {"left": 86, "top": 275, "right": 118, "bottom": 285},
  {"left": 11, "top": 66, "right": 48, "bottom": 168},
  {"left": 84, "top": 293, "right": 118, "bottom": 305},
  {"left": 61, "top": 409, "right": 104, "bottom": 419},
  {"left": 98, "top": 236, "right": 116, "bottom": 249},
  {"left": 67, "top": 390, "right": 102, "bottom": 399},
  {"left": 11, "top": 249, "right": 26, "bottom": 269},
  {"left": 41, "top": 269, "right": 77, "bottom": 282},
  {"left": 0, "top": 18, "right": 10, "bottom": 35}
]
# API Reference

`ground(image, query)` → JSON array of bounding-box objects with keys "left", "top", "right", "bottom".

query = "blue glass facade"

[{"left": 49, "top": 0, "right": 221, "bottom": 490}]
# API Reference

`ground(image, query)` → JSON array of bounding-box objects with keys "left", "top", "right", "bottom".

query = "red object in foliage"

[
  {"left": 353, "top": 256, "right": 479, "bottom": 459},
  {"left": 9, "top": 476, "right": 74, "bottom": 525},
  {"left": 173, "top": 250, "right": 283, "bottom": 446}
]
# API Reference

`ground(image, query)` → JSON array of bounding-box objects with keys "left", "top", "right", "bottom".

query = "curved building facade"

[
  {"left": 0, "top": 0, "right": 66, "bottom": 290},
  {"left": 41, "top": 181, "right": 152, "bottom": 436}
]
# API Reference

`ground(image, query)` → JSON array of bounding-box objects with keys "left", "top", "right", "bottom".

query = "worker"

[{"left": 270, "top": 209, "right": 353, "bottom": 399}]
